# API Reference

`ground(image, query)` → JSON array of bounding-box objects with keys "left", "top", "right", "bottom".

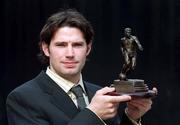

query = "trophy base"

[{"left": 111, "top": 79, "right": 157, "bottom": 98}]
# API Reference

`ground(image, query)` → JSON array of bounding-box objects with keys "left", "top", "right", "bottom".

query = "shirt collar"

[{"left": 46, "top": 67, "right": 86, "bottom": 94}]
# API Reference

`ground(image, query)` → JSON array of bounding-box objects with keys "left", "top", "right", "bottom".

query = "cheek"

[
  {"left": 49, "top": 48, "right": 64, "bottom": 60},
  {"left": 77, "top": 49, "right": 88, "bottom": 59}
]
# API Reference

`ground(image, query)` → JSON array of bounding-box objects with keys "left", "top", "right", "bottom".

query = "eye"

[
  {"left": 73, "top": 42, "right": 85, "bottom": 48},
  {"left": 55, "top": 42, "right": 67, "bottom": 47}
]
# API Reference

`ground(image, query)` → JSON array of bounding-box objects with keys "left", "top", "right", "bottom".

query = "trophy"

[{"left": 111, "top": 28, "right": 157, "bottom": 98}]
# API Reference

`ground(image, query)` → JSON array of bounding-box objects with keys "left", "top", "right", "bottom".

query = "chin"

[
  {"left": 64, "top": 69, "right": 80, "bottom": 75},
  {"left": 61, "top": 66, "right": 82, "bottom": 76}
]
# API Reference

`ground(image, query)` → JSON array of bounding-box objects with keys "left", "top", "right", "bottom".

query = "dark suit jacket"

[{"left": 6, "top": 71, "right": 134, "bottom": 125}]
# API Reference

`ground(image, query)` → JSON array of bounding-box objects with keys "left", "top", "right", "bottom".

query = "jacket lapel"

[
  {"left": 35, "top": 71, "right": 79, "bottom": 119},
  {"left": 51, "top": 88, "right": 79, "bottom": 119},
  {"left": 35, "top": 71, "right": 102, "bottom": 119},
  {"left": 84, "top": 81, "right": 102, "bottom": 102}
]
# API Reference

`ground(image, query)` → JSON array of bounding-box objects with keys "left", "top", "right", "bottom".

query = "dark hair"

[{"left": 38, "top": 9, "right": 94, "bottom": 65}]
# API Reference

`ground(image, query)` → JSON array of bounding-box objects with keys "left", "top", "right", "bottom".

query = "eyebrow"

[{"left": 53, "top": 41, "right": 86, "bottom": 45}]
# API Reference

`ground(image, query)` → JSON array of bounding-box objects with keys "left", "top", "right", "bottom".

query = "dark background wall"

[{"left": 1, "top": 0, "right": 180, "bottom": 125}]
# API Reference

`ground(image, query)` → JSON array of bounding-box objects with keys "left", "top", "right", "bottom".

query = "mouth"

[{"left": 62, "top": 61, "right": 78, "bottom": 68}]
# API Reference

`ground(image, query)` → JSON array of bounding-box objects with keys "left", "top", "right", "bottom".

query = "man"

[
  {"left": 119, "top": 28, "right": 143, "bottom": 80},
  {"left": 6, "top": 9, "right": 153, "bottom": 125}
]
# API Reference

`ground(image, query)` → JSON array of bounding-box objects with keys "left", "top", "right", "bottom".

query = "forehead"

[{"left": 52, "top": 26, "right": 85, "bottom": 41}]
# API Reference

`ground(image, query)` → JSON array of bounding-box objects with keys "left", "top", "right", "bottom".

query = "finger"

[
  {"left": 96, "top": 87, "right": 116, "bottom": 95},
  {"left": 128, "top": 100, "right": 152, "bottom": 108},
  {"left": 130, "top": 98, "right": 152, "bottom": 103},
  {"left": 132, "top": 99, "right": 152, "bottom": 106},
  {"left": 127, "top": 100, "right": 152, "bottom": 110},
  {"left": 107, "top": 95, "right": 131, "bottom": 103},
  {"left": 127, "top": 103, "right": 139, "bottom": 112}
]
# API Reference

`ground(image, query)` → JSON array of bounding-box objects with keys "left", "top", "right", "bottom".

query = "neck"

[
  {"left": 62, "top": 74, "right": 80, "bottom": 84},
  {"left": 48, "top": 66, "right": 81, "bottom": 84}
]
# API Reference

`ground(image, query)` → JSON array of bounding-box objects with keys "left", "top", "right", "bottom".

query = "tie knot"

[{"left": 71, "top": 85, "right": 84, "bottom": 98}]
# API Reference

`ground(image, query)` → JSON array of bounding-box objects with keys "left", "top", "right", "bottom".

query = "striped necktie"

[{"left": 71, "top": 85, "right": 86, "bottom": 110}]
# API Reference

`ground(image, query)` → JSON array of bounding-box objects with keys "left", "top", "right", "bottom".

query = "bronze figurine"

[
  {"left": 119, "top": 28, "right": 143, "bottom": 80},
  {"left": 111, "top": 28, "right": 157, "bottom": 98}
]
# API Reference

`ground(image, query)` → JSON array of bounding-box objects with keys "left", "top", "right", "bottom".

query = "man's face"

[{"left": 42, "top": 26, "right": 91, "bottom": 81}]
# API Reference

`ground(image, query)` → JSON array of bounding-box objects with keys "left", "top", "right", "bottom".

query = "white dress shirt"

[{"left": 46, "top": 67, "right": 89, "bottom": 107}]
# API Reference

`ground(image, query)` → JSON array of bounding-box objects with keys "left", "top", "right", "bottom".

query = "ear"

[
  {"left": 41, "top": 42, "right": 50, "bottom": 57},
  {"left": 86, "top": 42, "right": 92, "bottom": 56}
]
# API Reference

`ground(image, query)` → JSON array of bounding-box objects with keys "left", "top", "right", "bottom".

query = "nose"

[{"left": 66, "top": 45, "right": 74, "bottom": 58}]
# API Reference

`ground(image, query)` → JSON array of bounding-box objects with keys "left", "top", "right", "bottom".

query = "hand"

[
  {"left": 87, "top": 87, "right": 131, "bottom": 120},
  {"left": 126, "top": 98, "right": 152, "bottom": 121},
  {"left": 126, "top": 88, "right": 157, "bottom": 121}
]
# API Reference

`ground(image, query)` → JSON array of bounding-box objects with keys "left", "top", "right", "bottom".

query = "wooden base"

[{"left": 110, "top": 79, "right": 157, "bottom": 98}]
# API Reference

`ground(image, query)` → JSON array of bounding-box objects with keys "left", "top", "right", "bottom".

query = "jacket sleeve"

[
  {"left": 6, "top": 91, "right": 105, "bottom": 125},
  {"left": 68, "top": 108, "right": 105, "bottom": 125},
  {"left": 6, "top": 91, "right": 50, "bottom": 125}
]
